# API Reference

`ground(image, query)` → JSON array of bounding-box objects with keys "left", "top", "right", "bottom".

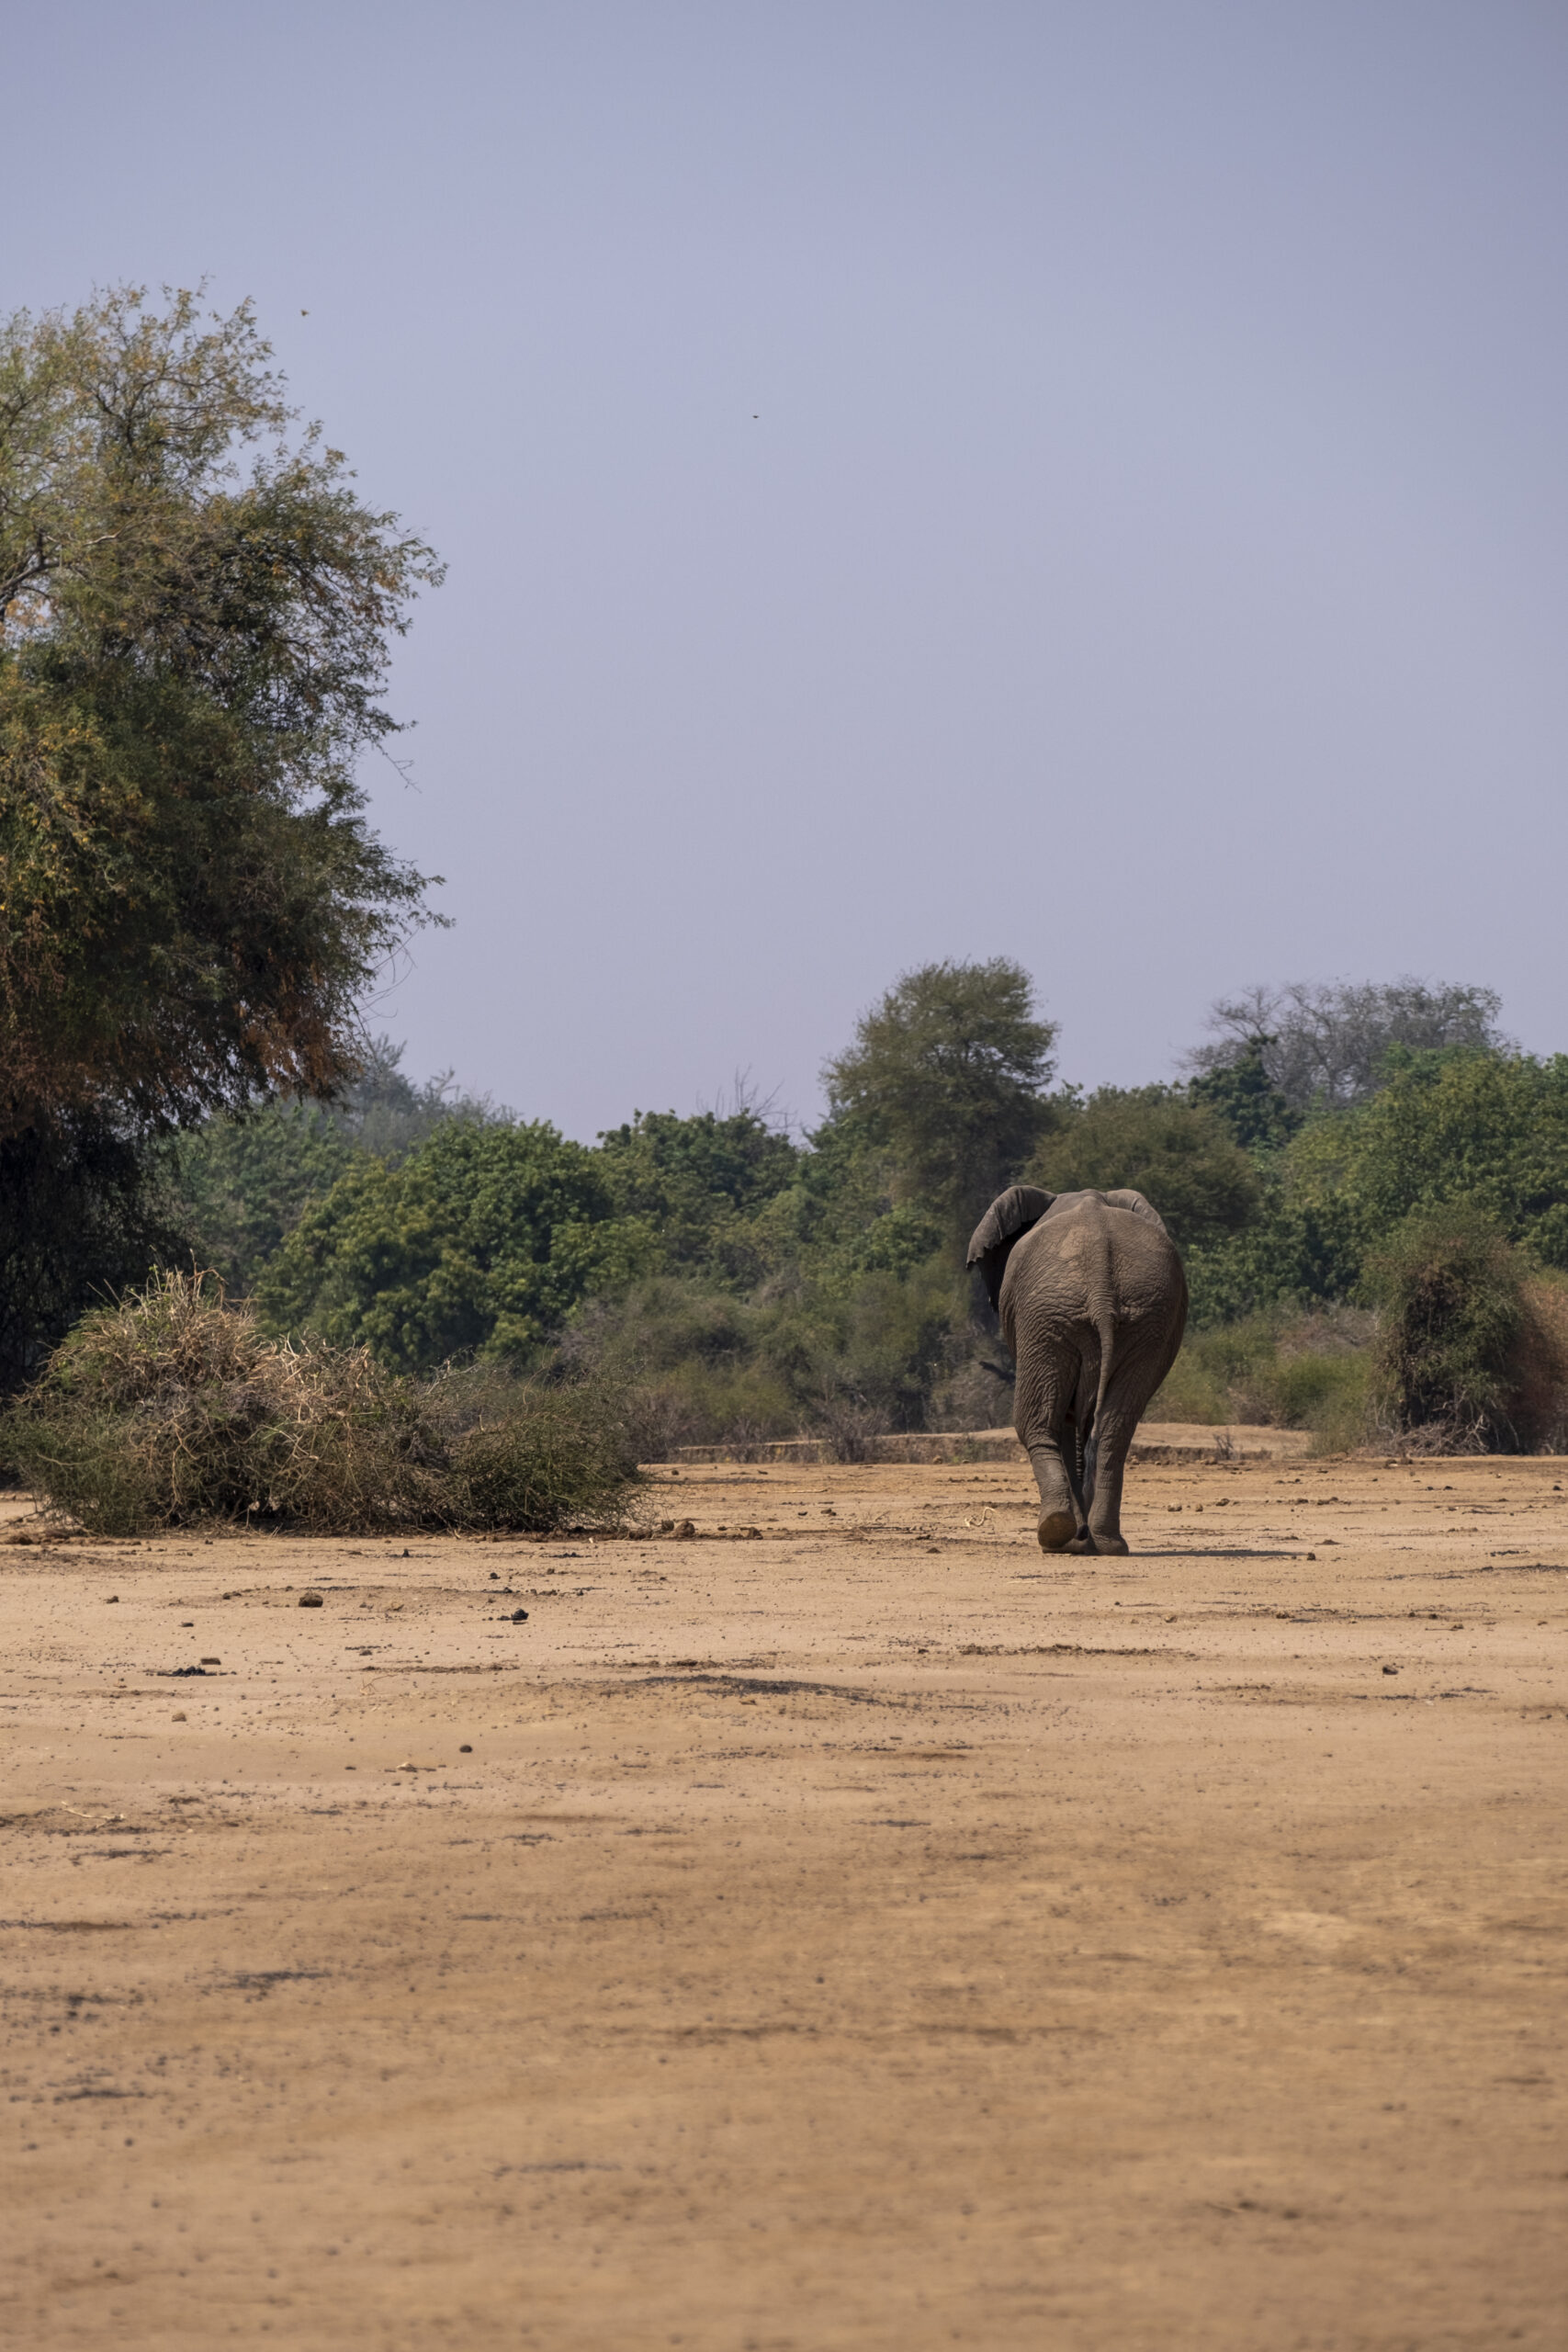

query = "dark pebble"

[{"left": 299, "top": 1591, "right": 324, "bottom": 1609}]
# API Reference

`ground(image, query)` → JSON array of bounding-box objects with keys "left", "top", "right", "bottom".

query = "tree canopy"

[
  {"left": 1031, "top": 1086, "right": 1260, "bottom": 1250},
  {"left": 0, "top": 286, "right": 442, "bottom": 1139},
  {"left": 255, "top": 1122, "right": 654, "bottom": 1372},
  {"left": 1187, "top": 1036, "right": 1301, "bottom": 1153},
  {"left": 596, "top": 1104, "right": 800, "bottom": 1272},
  {"left": 821, "top": 958, "right": 1058, "bottom": 1238}
]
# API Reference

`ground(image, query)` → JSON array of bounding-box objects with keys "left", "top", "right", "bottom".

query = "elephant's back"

[{"left": 1002, "top": 1193, "right": 1183, "bottom": 1322}]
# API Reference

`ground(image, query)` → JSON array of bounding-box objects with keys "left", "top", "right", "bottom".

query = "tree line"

[{"left": 146, "top": 963, "right": 1559, "bottom": 1446}]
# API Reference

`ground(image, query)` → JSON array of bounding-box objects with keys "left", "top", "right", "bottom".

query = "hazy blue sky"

[{"left": 10, "top": 3, "right": 1566, "bottom": 1134}]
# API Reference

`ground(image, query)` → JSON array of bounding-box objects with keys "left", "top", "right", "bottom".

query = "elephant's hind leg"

[
  {"left": 1026, "top": 1429, "right": 1090, "bottom": 1552},
  {"left": 1032, "top": 1483, "right": 1077, "bottom": 1554},
  {"left": 1084, "top": 1406, "right": 1134, "bottom": 1555},
  {"left": 1015, "top": 1340, "right": 1090, "bottom": 1553}
]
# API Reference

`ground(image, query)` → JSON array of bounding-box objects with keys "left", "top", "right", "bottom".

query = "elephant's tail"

[{"left": 1083, "top": 1308, "right": 1116, "bottom": 1504}]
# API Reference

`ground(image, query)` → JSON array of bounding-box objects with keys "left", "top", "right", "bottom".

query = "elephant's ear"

[
  {"left": 1102, "top": 1187, "right": 1170, "bottom": 1236},
  {"left": 965, "top": 1184, "right": 1055, "bottom": 1267},
  {"left": 966, "top": 1185, "right": 1055, "bottom": 1312}
]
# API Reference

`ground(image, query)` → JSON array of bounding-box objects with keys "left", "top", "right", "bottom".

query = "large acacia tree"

[{"left": 0, "top": 287, "right": 442, "bottom": 1378}]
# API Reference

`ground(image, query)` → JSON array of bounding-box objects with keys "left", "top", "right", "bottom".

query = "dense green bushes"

[
  {"left": 558, "top": 1261, "right": 965, "bottom": 1460},
  {"left": 16, "top": 952, "right": 1568, "bottom": 1463},
  {"left": 1139, "top": 1051, "right": 1568, "bottom": 1334},
  {"left": 140, "top": 1035, "right": 1568, "bottom": 1459},
  {"left": 1148, "top": 1231, "right": 1568, "bottom": 1455},
  {"left": 255, "top": 1121, "right": 655, "bottom": 1370},
  {"left": 1288, "top": 1052, "right": 1568, "bottom": 1272}
]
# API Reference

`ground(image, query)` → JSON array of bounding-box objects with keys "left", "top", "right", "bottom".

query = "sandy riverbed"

[{"left": 2, "top": 1445, "right": 1564, "bottom": 2348}]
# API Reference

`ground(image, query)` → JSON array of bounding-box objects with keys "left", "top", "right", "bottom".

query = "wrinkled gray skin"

[{"left": 967, "top": 1185, "right": 1188, "bottom": 1556}]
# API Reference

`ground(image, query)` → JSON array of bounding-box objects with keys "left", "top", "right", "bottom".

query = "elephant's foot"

[
  {"left": 1037, "top": 1509, "right": 1077, "bottom": 1553},
  {"left": 1089, "top": 1530, "right": 1130, "bottom": 1557},
  {"left": 1066, "top": 1528, "right": 1098, "bottom": 1555}
]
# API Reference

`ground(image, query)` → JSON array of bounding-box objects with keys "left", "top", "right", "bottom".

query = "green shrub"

[
  {"left": 1364, "top": 1206, "right": 1527, "bottom": 1451},
  {"left": 1149, "top": 1309, "right": 1373, "bottom": 1449},
  {"left": 3, "top": 1272, "right": 637, "bottom": 1534},
  {"left": 556, "top": 1280, "right": 800, "bottom": 1456},
  {"left": 1143, "top": 1346, "right": 1229, "bottom": 1425},
  {"left": 1268, "top": 1349, "right": 1371, "bottom": 1452},
  {"left": 1510, "top": 1279, "right": 1568, "bottom": 1453},
  {"left": 555, "top": 1261, "right": 964, "bottom": 1458},
  {"left": 423, "top": 1366, "right": 639, "bottom": 1532}
]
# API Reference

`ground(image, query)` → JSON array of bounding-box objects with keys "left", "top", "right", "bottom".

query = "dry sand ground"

[{"left": 1, "top": 1442, "right": 1564, "bottom": 2351}]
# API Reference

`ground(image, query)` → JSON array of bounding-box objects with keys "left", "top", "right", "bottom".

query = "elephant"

[{"left": 966, "top": 1183, "right": 1188, "bottom": 1556}]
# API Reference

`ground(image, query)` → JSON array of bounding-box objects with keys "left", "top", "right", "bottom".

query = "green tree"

[
  {"left": 0, "top": 286, "right": 442, "bottom": 1137},
  {"left": 257, "top": 1122, "right": 654, "bottom": 1372},
  {"left": 164, "top": 1037, "right": 508, "bottom": 1296},
  {"left": 0, "top": 1116, "right": 182, "bottom": 1392},
  {"left": 165, "top": 1103, "right": 359, "bottom": 1297},
  {"left": 1175, "top": 1048, "right": 1568, "bottom": 1333},
  {"left": 595, "top": 1104, "right": 799, "bottom": 1275},
  {"left": 0, "top": 287, "right": 442, "bottom": 1381},
  {"left": 1187, "top": 1036, "right": 1300, "bottom": 1153},
  {"left": 820, "top": 958, "right": 1058, "bottom": 1238},
  {"left": 1030, "top": 1085, "right": 1260, "bottom": 1250}
]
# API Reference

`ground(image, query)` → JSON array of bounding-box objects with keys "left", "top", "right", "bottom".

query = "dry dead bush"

[{"left": 3, "top": 1272, "right": 637, "bottom": 1534}]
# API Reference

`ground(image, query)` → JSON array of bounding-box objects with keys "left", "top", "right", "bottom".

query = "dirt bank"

[{"left": 2, "top": 1451, "right": 1563, "bottom": 2348}]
